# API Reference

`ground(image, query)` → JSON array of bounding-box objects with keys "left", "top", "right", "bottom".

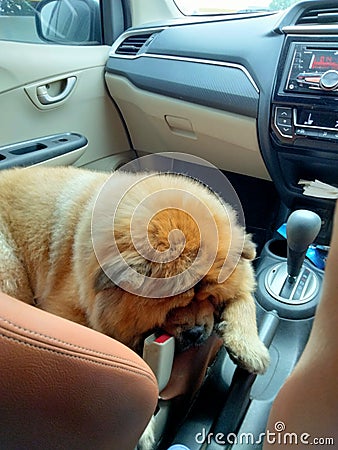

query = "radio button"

[
  {"left": 295, "top": 128, "right": 318, "bottom": 138},
  {"left": 319, "top": 70, "right": 338, "bottom": 91},
  {"left": 279, "top": 125, "right": 293, "bottom": 136},
  {"left": 304, "top": 76, "right": 321, "bottom": 84},
  {"left": 276, "top": 107, "right": 292, "bottom": 118},
  {"left": 319, "top": 131, "right": 329, "bottom": 138},
  {"left": 296, "top": 73, "right": 321, "bottom": 87},
  {"left": 295, "top": 128, "right": 314, "bottom": 137},
  {"left": 277, "top": 117, "right": 292, "bottom": 126},
  {"left": 317, "top": 130, "right": 338, "bottom": 140},
  {"left": 295, "top": 128, "right": 307, "bottom": 136}
]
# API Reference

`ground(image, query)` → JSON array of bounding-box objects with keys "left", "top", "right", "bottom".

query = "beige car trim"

[
  {"left": 129, "top": 0, "right": 183, "bottom": 27},
  {"left": 33, "top": 146, "right": 88, "bottom": 168},
  {"left": 105, "top": 74, "right": 270, "bottom": 180},
  {"left": 80, "top": 152, "right": 137, "bottom": 171},
  {"left": 0, "top": 42, "right": 112, "bottom": 95}
]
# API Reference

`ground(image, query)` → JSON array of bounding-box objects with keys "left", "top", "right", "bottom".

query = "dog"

[{"left": 0, "top": 166, "right": 269, "bottom": 376}]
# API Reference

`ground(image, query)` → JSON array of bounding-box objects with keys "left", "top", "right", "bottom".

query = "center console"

[{"left": 264, "top": 34, "right": 338, "bottom": 244}]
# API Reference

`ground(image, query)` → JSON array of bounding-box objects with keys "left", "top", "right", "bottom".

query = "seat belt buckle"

[{"left": 143, "top": 333, "right": 175, "bottom": 392}]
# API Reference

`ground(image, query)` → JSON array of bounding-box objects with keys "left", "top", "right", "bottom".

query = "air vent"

[
  {"left": 296, "top": 7, "right": 338, "bottom": 25},
  {"left": 115, "top": 33, "right": 153, "bottom": 56}
]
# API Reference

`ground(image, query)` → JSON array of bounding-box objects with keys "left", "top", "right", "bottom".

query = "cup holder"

[{"left": 266, "top": 239, "right": 287, "bottom": 259}]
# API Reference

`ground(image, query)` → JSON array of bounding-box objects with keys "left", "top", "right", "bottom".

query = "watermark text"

[{"left": 195, "top": 422, "right": 335, "bottom": 446}]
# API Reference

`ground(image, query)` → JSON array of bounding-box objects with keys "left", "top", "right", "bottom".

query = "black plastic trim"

[
  {"left": 275, "top": 0, "right": 338, "bottom": 32},
  {"left": 0, "top": 133, "right": 87, "bottom": 170},
  {"left": 106, "top": 56, "right": 259, "bottom": 117}
]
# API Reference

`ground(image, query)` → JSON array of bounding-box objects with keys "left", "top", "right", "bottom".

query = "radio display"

[
  {"left": 285, "top": 44, "right": 338, "bottom": 93},
  {"left": 309, "top": 50, "right": 338, "bottom": 71}
]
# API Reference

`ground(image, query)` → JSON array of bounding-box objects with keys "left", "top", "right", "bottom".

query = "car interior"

[{"left": 0, "top": 0, "right": 337, "bottom": 449}]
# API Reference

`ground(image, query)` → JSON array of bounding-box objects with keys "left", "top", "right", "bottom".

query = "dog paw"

[
  {"left": 218, "top": 322, "right": 270, "bottom": 374},
  {"left": 228, "top": 338, "right": 270, "bottom": 374}
]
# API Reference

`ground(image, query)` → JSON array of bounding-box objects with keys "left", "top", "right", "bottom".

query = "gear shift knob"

[{"left": 287, "top": 210, "right": 321, "bottom": 279}]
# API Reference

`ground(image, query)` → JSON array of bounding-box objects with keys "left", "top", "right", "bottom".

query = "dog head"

[{"left": 90, "top": 172, "right": 256, "bottom": 353}]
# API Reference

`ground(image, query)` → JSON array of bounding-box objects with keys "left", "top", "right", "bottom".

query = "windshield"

[{"left": 174, "top": 0, "right": 301, "bottom": 15}]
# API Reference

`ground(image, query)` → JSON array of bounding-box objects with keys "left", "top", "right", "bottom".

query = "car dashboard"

[{"left": 105, "top": 0, "right": 338, "bottom": 245}]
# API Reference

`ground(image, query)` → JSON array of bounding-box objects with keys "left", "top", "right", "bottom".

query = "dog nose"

[{"left": 183, "top": 325, "right": 205, "bottom": 343}]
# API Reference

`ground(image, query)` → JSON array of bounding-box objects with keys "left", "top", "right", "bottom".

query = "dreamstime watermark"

[
  {"left": 195, "top": 422, "right": 335, "bottom": 446},
  {"left": 91, "top": 152, "right": 246, "bottom": 298}
]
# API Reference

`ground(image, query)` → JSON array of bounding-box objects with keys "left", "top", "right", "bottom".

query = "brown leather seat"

[{"left": 0, "top": 292, "right": 158, "bottom": 450}]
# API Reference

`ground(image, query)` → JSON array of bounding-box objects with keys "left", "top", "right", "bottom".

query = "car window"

[
  {"left": 174, "top": 0, "right": 301, "bottom": 15},
  {"left": 0, "top": 0, "right": 40, "bottom": 42},
  {"left": 0, "top": 0, "right": 102, "bottom": 44}
]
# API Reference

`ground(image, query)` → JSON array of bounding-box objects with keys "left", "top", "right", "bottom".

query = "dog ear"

[{"left": 241, "top": 234, "right": 256, "bottom": 261}]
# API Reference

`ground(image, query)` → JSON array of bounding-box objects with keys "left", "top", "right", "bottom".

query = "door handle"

[{"left": 36, "top": 76, "right": 77, "bottom": 105}]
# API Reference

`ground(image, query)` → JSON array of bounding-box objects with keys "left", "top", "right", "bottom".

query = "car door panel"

[{"left": 0, "top": 41, "right": 131, "bottom": 169}]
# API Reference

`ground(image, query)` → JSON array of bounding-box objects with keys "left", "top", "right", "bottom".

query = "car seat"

[{"left": 0, "top": 291, "right": 158, "bottom": 450}]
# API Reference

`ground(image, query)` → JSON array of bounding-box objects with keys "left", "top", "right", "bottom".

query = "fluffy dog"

[{"left": 0, "top": 166, "right": 269, "bottom": 375}]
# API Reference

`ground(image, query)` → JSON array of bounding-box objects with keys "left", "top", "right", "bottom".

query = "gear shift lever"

[
  {"left": 265, "top": 209, "right": 322, "bottom": 304},
  {"left": 286, "top": 210, "right": 322, "bottom": 282}
]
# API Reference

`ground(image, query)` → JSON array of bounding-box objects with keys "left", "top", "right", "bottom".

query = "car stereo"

[
  {"left": 285, "top": 43, "right": 338, "bottom": 94},
  {"left": 272, "top": 41, "right": 338, "bottom": 143}
]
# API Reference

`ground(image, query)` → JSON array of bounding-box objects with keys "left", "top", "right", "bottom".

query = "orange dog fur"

[{"left": 0, "top": 166, "right": 269, "bottom": 374}]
